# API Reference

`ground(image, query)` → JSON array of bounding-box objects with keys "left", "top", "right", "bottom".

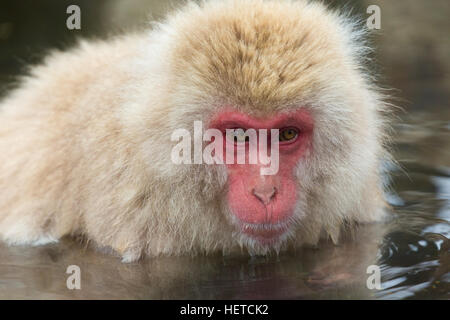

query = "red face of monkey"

[{"left": 209, "top": 109, "right": 314, "bottom": 244}]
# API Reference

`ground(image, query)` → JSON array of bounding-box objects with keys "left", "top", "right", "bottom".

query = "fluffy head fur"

[{"left": 0, "top": 0, "right": 390, "bottom": 261}]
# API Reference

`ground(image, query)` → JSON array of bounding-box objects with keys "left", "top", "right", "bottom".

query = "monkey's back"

[{"left": 0, "top": 34, "right": 151, "bottom": 246}]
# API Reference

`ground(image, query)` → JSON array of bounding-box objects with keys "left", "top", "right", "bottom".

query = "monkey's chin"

[{"left": 239, "top": 221, "right": 290, "bottom": 247}]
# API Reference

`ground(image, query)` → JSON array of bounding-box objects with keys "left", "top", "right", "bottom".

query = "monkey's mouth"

[{"left": 240, "top": 222, "right": 289, "bottom": 244}]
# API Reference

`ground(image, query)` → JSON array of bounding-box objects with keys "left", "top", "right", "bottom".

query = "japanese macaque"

[{"left": 0, "top": 0, "right": 391, "bottom": 262}]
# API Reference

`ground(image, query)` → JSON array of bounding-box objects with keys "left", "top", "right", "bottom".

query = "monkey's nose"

[{"left": 252, "top": 186, "right": 276, "bottom": 205}]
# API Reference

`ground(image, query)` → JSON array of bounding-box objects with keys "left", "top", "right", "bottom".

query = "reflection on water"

[
  {"left": 0, "top": 115, "right": 448, "bottom": 300},
  {"left": 375, "top": 115, "right": 450, "bottom": 299}
]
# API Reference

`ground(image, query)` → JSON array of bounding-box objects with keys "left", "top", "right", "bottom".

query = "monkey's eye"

[
  {"left": 230, "top": 128, "right": 249, "bottom": 143},
  {"left": 279, "top": 127, "right": 299, "bottom": 142}
]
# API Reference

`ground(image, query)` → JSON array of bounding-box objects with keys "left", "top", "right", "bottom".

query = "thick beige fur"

[{"left": 0, "top": 0, "right": 390, "bottom": 261}]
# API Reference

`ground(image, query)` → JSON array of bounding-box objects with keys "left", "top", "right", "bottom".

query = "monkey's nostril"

[{"left": 252, "top": 187, "right": 276, "bottom": 205}]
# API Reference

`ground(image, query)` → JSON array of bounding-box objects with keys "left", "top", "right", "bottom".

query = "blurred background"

[{"left": 0, "top": 0, "right": 448, "bottom": 299}]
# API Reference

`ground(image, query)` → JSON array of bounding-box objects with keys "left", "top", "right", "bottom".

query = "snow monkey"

[{"left": 0, "top": 0, "right": 391, "bottom": 262}]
